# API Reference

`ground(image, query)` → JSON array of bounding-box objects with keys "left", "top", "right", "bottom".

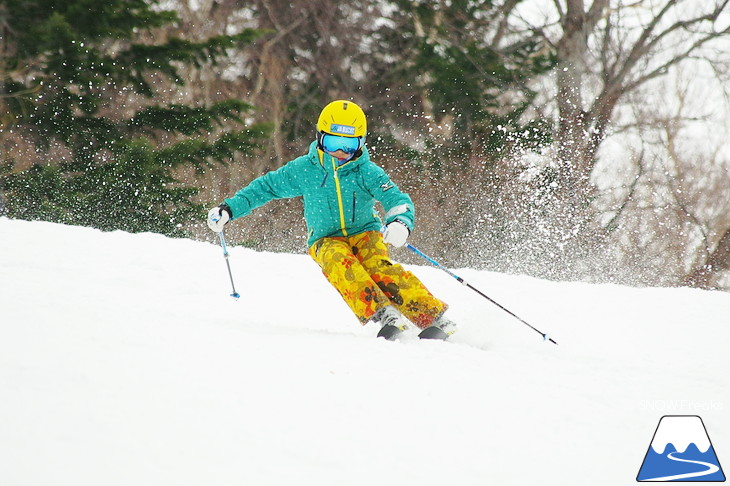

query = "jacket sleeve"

[
  {"left": 363, "top": 163, "right": 415, "bottom": 231},
  {"left": 224, "top": 157, "right": 305, "bottom": 219}
]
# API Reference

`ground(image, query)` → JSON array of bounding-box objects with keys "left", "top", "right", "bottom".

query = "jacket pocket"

[{"left": 351, "top": 191, "right": 357, "bottom": 223}]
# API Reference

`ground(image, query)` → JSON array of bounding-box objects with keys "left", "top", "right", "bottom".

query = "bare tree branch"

[
  {"left": 252, "top": 15, "right": 307, "bottom": 97},
  {"left": 610, "top": 0, "right": 729, "bottom": 90},
  {"left": 607, "top": 0, "right": 678, "bottom": 89},
  {"left": 586, "top": 0, "right": 610, "bottom": 31},
  {"left": 492, "top": 0, "right": 521, "bottom": 46},
  {"left": 624, "top": 25, "right": 730, "bottom": 91},
  {"left": 602, "top": 149, "right": 645, "bottom": 233}
]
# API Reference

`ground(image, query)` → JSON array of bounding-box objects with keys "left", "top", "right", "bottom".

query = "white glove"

[
  {"left": 382, "top": 221, "right": 409, "bottom": 247},
  {"left": 207, "top": 205, "right": 231, "bottom": 232}
]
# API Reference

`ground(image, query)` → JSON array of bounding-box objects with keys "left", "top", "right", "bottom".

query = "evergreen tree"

[
  {"left": 0, "top": 0, "right": 269, "bottom": 236},
  {"left": 367, "top": 0, "right": 555, "bottom": 167}
]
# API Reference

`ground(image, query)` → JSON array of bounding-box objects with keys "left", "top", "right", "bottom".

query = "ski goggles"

[{"left": 321, "top": 133, "right": 363, "bottom": 155}]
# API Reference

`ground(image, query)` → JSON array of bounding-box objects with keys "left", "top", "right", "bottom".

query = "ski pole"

[
  {"left": 217, "top": 231, "right": 240, "bottom": 299},
  {"left": 406, "top": 244, "right": 557, "bottom": 345}
]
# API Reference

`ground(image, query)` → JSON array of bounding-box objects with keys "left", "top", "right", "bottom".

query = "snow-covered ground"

[{"left": 1, "top": 217, "right": 728, "bottom": 485}]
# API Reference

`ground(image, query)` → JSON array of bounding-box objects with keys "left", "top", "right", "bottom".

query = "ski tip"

[
  {"left": 376, "top": 324, "right": 405, "bottom": 341},
  {"left": 418, "top": 326, "right": 449, "bottom": 340}
]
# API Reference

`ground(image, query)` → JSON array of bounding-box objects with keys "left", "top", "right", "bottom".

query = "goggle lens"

[{"left": 322, "top": 134, "right": 361, "bottom": 155}]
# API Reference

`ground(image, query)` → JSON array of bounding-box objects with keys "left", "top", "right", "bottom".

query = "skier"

[{"left": 206, "top": 100, "right": 457, "bottom": 340}]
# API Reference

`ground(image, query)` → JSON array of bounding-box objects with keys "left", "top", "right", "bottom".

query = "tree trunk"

[{"left": 555, "top": 0, "right": 588, "bottom": 171}]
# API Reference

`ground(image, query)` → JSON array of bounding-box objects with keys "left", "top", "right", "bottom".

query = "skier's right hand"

[
  {"left": 207, "top": 204, "right": 232, "bottom": 232},
  {"left": 382, "top": 220, "right": 410, "bottom": 247}
]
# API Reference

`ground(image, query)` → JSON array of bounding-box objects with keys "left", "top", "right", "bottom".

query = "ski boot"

[
  {"left": 374, "top": 305, "right": 410, "bottom": 341},
  {"left": 418, "top": 314, "right": 458, "bottom": 340}
]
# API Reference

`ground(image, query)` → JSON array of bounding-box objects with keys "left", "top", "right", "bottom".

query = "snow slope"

[{"left": 1, "top": 217, "right": 728, "bottom": 486}]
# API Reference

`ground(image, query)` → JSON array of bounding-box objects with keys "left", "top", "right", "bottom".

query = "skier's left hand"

[{"left": 383, "top": 220, "right": 409, "bottom": 247}]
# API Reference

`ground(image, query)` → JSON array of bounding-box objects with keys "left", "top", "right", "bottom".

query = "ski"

[
  {"left": 377, "top": 324, "right": 454, "bottom": 341},
  {"left": 418, "top": 326, "right": 450, "bottom": 340},
  {"left": 377, "top": 323, "right": 406, "bottom": 341}
]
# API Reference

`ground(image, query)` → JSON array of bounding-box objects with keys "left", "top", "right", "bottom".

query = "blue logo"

[
  {"left": 637, "top": 415, "right": 725, "bottom": 482},
  {"left": 330, "top": 124, "right": 356, "bottom": 135}
]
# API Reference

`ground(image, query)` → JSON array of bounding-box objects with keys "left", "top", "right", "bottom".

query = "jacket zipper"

[{"left": 331, "top": 158, "right": 348, "bottom": 236}]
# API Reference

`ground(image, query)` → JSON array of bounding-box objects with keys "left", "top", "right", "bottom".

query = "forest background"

[{"left": 1, "top": 0, "right": 729, "bottom": 289}]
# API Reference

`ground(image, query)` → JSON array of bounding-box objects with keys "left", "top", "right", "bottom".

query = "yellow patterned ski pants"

[{"left": 308, "top": 231, "right": 447, "bottom": 328}]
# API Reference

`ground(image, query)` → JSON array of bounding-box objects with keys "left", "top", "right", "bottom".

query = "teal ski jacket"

[{"left": 225, "top": 141, "right": 414, "bottom": 247}]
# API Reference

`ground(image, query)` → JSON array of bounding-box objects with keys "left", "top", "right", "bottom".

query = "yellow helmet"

[
  {"left": 316, "top": 100, "right": 367, "bottom": 159},
  {"left": 317, "top": 100, "right": 367, "bottom": 137}
]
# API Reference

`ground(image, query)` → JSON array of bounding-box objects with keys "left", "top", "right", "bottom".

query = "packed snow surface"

[{"left": 1, "top": 218, "right": 728, "bottom": 485}]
